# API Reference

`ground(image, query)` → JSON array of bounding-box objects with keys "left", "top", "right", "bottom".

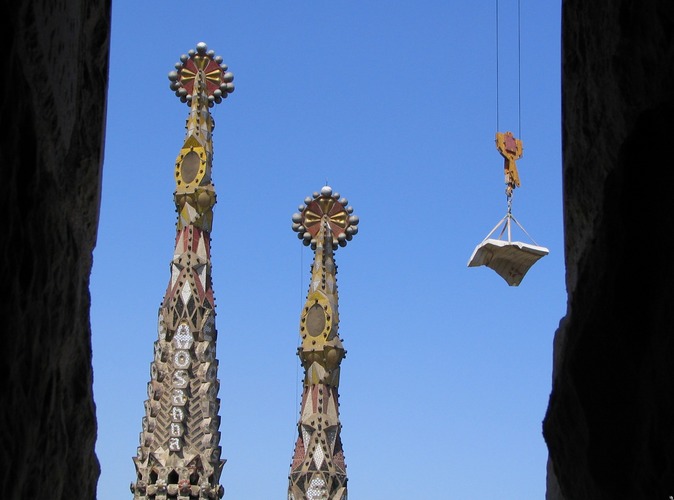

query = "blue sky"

[{"left": 91, "top": 1, "right": 563, "bottom": 498}]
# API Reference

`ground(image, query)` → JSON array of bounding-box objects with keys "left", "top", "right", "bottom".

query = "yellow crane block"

[{"left": 495, "top": 131, "right": 523, "bottom": 197}]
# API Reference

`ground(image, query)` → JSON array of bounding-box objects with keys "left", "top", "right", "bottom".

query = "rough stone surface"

[
  {"left": 544, "top": 1, "right": 674, "bottom": 499},
  {"left": 0, "top": 1, "right": 110, "bottom": 498}
]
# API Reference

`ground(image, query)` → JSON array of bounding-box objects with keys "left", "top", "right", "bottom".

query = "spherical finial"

[
  {"left": 291, "top": 187, "right": 359, "bottom": 249},
  {"left": 169, "top": 43, "right": 234, "bottom": 106}
]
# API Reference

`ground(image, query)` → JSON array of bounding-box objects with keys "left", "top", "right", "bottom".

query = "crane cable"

[{"left": 495, "top": 0, "right": 522, "bottom": 139}]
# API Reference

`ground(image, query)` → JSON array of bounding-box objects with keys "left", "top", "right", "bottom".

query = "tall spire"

[
  {"left": 288, "top": 186, "right": 359, "bottom": 500},
  {"left": 131, "top": 42, "right": 234, "bottom": 500}
]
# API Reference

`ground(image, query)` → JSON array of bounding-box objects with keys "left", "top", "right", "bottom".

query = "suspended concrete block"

[{"left": 468, "top": 238, "right": 549, "bottom": 286}]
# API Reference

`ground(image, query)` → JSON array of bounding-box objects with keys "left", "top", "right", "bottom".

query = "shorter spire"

[{"left": 288, "top": 186, "right": 359, "bottom": 500}]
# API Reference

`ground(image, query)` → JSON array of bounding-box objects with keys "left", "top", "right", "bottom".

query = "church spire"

[
  {"left": 131, "top": 42, "right": 234, "bottom": 500},
  {"left": 288, "top": 186, "right": 359, "bottom": 500}
]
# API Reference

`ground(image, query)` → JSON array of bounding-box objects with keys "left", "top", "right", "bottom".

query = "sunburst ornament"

[
  {"left": 168, "top": 42, "right": 234, "bottom": 106},
  {"left": 291, "top": 186, "right": 359, "bottom": 249}
]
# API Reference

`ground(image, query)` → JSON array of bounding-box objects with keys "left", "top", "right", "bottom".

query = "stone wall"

[
  {"left": 543, "top": 1, "right": 674, "bottom": 498},
  {"left": 0, "top": 1, "right": 110, "bottom": 498}
]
